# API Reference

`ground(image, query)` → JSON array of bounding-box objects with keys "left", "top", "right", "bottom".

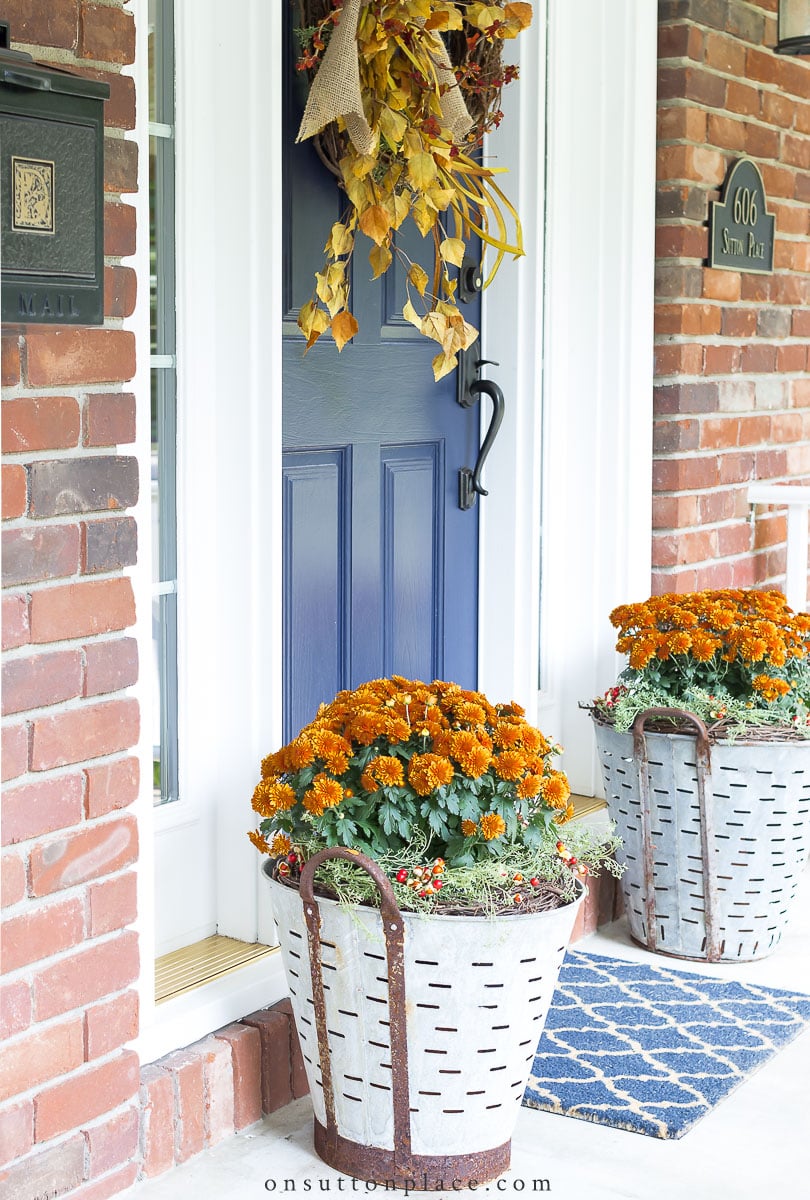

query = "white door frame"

[{"left": 135, "top": 0, "right": 656, "bottom": 1063}]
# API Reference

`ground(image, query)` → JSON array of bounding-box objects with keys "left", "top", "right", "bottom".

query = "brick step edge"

[{"left": 138, "top": 874, "right": 622, "bottom": 1181}]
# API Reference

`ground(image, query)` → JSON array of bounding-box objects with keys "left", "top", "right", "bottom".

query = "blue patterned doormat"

[{"left": 523, "top": 949, "right": 810, "bottom": 1139}]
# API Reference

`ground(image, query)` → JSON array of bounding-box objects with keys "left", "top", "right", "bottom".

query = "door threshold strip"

[
  {"left": 570, "top": 793, "right": 607, "bottom": 819},
  {"left": 155, "top": 935, "right": 277, "bottom": 1004}
]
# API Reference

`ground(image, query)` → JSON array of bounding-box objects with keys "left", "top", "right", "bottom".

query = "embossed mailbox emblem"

[{"left": 0, "top": 22, "right": 109, "bottom": 324}]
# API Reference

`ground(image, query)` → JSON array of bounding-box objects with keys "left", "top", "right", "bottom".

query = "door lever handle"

[{"left": 458, "top": 359, "right": 505, "bottom": 510}]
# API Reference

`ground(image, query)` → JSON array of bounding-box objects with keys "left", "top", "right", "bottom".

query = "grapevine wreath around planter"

[
  {"left": 292, "top": 0, "right": 533, "bottom": 379},
  {"left": 589, "top": 589, "right": 810, "bottom": 963},
  {"left": 250, "top": 676, "right": 621, "bottom": 1184}
]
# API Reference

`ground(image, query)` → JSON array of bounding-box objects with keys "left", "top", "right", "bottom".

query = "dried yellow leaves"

[{"left": 296, "top": 0, "right": 531, "bottom": 380}]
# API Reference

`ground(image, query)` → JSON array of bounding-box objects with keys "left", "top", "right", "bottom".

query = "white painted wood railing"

[{"left": 748, "top": 483, "right": 810, "bottom": 612}]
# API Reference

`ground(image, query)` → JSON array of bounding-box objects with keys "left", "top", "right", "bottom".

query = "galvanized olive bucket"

[
  {"left": 593, "top": 707, "right": 810, "bottom": 962},
  {"left": 268, "top": 848, "right": 583, "bottom": 1188}
]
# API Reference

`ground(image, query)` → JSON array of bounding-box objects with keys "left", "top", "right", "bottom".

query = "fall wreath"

[{"left": 293, "top": 0, "right": 533, "bottom": 380}]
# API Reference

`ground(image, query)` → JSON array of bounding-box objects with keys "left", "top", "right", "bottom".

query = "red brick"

[
  {"left": 216, "top": 1024, "right": 262, "bottom": 1131},
  {"left": 656, "top": 144, "right": 725, "bottom": 185},
  {"left": 81, "top": 516, "right": 138, "bottom": 574},
  {"left": 29, "top": 455, "right": 138, "bottom": 519},
  {"left": 706, "top": 112, "right": 746, "bottom": 152},
  {"left": 83, "top": 637, "right": 138, "bottom": 697},
  {"left": 721, "top": 307, "right": 757, "bottom": 337},
  {"left": 703, "top": 30, "right": 746, "bottom": 76},
  {"left": 653, "top": 528, "right": 716, "bottom": 568},
  {"left": 777, "top": 344, "right": 808, "bottom": 373},
  {"left": 104, "top": 266, "right": 138, "bottom": 319},
  {"left": 653, "top": 455, "right": 721, "bottom": 492},
  {"left": 717, "top": 523, "right": 752, "bottom": 557},
  {"left": 84, "top": 756, "right": 139, "bottom": 818},
  {"left": 31, "top": 697, "right": 139, "bottom": 772},
  {"left": 85, "top": 990, "right": 139, "bottom": 1060},
  {"left": 2, "top": 772, "right": 85, "bottom": 844},
  {"left": 760, "top": 162, "right": 798, "bottom": 201},
  {"left": 29, "top": 814, "right": 138, "bottom": 898},
  {"left": 697, "top": 488, "right": 746, "bottom": 525},
  {"left": 725, "top": 80, "right": 761, "bottom": 118},
  {"left": 2, "top": 464, "right": 27, "bottom": 520},
  {"left": 34, "top": 931, "right": 139, "bottom": 1022},
  {"left": 79, "top": 3, "right": 135, "bottom": 65},
  {"left": 792, "top": 378, "right": 810, "bottom": 407},
  {"left": 196, "top": 1036, "right": 235, "bottom": 1146},
  {"left": 1, "top": 396, "right": 81, "bottom": 453},
  {"left": 720, "top": 451, "right": 757, "bottom": 484},
  {"left": 2, "top": 649, "right": 83, "bottom": 717},
  {"left": 652, "top": 494, "right": 699, "bottom": 529},
  {"left": 25, "top": 329, "right": 136, "bottom": 387},
  {"left": 700, "top": 417, "right": 739, "bottom": 450},
  {"left": 35, "top": 1050, "right": 140, "bottom": 1141},
  {"left": 103, "top": 203, "right": 136, "bottom": 258},
  {"left": 737, "top": 415, "right": 772, "bottom": 445},
  {"left": 657, "top": 64, "right": 725, "bottom": 108},
  {"left": 2, "top": 896, "right": 85, "bottom": 972},
  {"left": 88, "top": 870, "right": 137, "bottom": 936},
  {"left": 85, "top": 1105, "right": 139, "bottom": 1178},
  {"left": 70, "top": 1161, "right": 139, "bottom": 1200},
  {"left": 654, "top": 342, "right": 703, "bottom": 376},
  {"left": 0, "top": 979, "right": 32, "bottom": 1040},
  {"left": 744, "top": 123, "right": 780, "bottom": 160},
  {"left": 2, "top": 594, "right": 30, "bottom": 651},
  {"left": 84, "top": 393, "right": 136, "bottom": 447},
  {"left": 1, "top": 723, "right": 28, "bottom": 782},
  {"left": 0, "top": 1016, "right": 84, "bottom": 1104},
  {"left": 740, "top": 343, "right": 777, "bottom": 373},
  {"left": 657, "top": 105, "right": 706, "bottom": 143},
  {"left": 104, "top": 137, "right": 139, "bottom": 194},
  {"left": 79, "top": 68, "right": 136, "bottom": 130},
  {"left": 770, "top": 413, "right": 804, "bottom": 443},
  {"left": 8, "top": 1, "right": 79, "bottom": 50},
  {"left": 655, "top": 303, "right": 721, "bottom": 336},
  {"left": 241, "top": 1008, "right": 293, "bottom": 1114},
  {"left": 740, "top": 273, "right": 772, "bottom": 303},
  {"left": 704, "top": 344, "right": 741, "bottom": 374},
  {"left": 161, "top": 1050, "right": 205, "bottom": 1162},
  {"left": 703, "top": 269, "right": 741, "bottom": 301},
  {"left": 657, "top": 22, "right": 702, "bottom": 60},
  {"left": 2, "top": 335, "right": 21, "bottom": 385},
  {"left": 655, "top": 224, "right": 708, "bottom": 259},
  {"left": 753, "top": 513, "right": 788, "bottom": 551},
  {"left": 2, "top": 648, "right": 84, "bottom": 710},
  {"left": 139, "top": 1066, "right": 175, "bottom": 1177},
  {"left": 271, "top": 999, "right": 308, "bottom": 1099},
  {"left": 0, "top": 1136, "right": 85, "bottom": 1200},
  {"left": 29, "top": 577, "right": 135, "bottom": 643},
  {"left": 771, "top": 275, "right": 810, "bottom": 306},
  {"left": 1, "top": 851, "right": 26, "bottom": 908},
  {"left": 653, "top": 418, "right": 699, "bottom": 453},
  {"left": 756, "top": 448, "right": 789, "bottom": 478},
  {"left": 2, "top": 524, "right": 81, "bottom": 586},
  {"left": 0, "top": 1098, "right": 33, "bottom": 1166},
  {"left": 654, "top": 382, "right": 719, "bottom": 415}
]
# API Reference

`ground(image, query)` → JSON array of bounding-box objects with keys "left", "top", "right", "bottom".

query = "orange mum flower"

[
  {"left": 516, "top": 773, "right": 542, "bottom": 799},
  {"left": 541, "top": 772, "right": 571, "bottom": 809},
  {"left": 461, "top": 819, "right": 478, "bottom": 836},
  {"left": 269, "top": 832, "right": 292, "bottom": 857},
  {"left": 304, "top": 774, "right": 344, "bottom": 816},
  {"left": 494, "top": 750, "right": 526, "bottom": 781},
  {"left": 451, "top": 731, "right": 492, "bottom": 778},
  {"left": 373, "top": 756, "right": 405, "bottom": 787},
  {"left": 248, "top": 829, "right": 271, "bottom": 854},
  {"left": 408, "top": 753, "right": 455, "bottom": 795},
  {"left": 288, "top": 737, "right": 316, "bottom": 769},
  {"left": 479, "top": 812, "right": 506, "bottom": 841}
]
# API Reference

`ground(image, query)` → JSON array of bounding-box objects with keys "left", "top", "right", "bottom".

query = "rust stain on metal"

[
  {"left": 633, "top": 708, "right": 716, "bottom": 958},
  {"left": 314, "top": 1119, "right": 511, "bottom": 1188}
]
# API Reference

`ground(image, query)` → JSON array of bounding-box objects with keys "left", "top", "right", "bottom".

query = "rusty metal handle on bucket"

[
  {"left": 631, "top": 708, "right": 719, "bottom": 961},
  {"left": 299, "top": 848, "right": 412, "bottom": 1169}
]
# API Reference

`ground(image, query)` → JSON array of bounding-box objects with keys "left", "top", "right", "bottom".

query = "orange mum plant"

[
  {"left": 594, "top": 589, "right": 810, "bottom": 736},
  {"left": 250, "top": 676, "right": 621, "bottom": 912}
]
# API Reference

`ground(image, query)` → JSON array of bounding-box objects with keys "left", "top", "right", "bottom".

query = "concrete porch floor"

[{"left": 133, "top": 872, "right": 810, "bottom": 1200}]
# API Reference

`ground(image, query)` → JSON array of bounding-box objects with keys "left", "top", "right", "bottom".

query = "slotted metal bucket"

[
  {"left": 593, "top": 707, "right": 810, "bottom": 962},
  {"left": 269, "top": 848, "right": 583, "bottom": 1187}
]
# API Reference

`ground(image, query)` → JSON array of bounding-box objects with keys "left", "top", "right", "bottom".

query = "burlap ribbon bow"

[{"left": 296, "top": 0, "right": 473, "bottom": 154}]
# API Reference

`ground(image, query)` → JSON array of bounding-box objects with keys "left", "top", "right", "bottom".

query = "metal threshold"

[{"left": 155, "top": 935, "right": 276, "bottom": 1004}]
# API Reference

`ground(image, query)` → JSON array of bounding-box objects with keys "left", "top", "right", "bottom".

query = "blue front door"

[{"left": 281, "top": 21, "right": 480, "bottom": 740}]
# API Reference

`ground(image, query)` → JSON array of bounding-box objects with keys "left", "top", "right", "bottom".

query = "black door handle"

[{"left": 457, "top": 358, "right": 505, "bottom": 510}]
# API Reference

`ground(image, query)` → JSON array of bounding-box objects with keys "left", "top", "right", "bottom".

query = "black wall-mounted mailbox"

[{"left": 0, "top": 21, "right": 110, "bottom": 325}]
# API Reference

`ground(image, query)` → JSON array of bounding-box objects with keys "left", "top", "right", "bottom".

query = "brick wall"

[
  {"left": 654, "top": 0, "right": 810, "bottom": 598},
  {"left": 0, "top": 3, "right": 141, "bottom": 1197}
]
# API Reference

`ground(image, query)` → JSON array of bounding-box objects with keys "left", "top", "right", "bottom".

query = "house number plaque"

[{"left": 708, "top": 158, "right": 775, "bottom": 274}]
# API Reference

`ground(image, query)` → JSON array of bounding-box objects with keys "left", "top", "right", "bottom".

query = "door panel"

[{"left": 282, "top": 12, "right": 480, "bottom": 740}]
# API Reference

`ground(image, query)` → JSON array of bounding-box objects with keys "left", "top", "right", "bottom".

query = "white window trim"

[{"left": 134, "top": 0, "right": 656, "bottom": 1062}]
